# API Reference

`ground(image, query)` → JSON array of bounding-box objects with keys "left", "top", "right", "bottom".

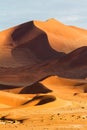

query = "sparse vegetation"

[
  {"left": 77, "top": 116, "right": 81, "bottom": 119},
  {"left": 41, "top": 119, "right": 44, "bottom": 122},
  {"left": 0, "top": 117, "right": 23, "bottom": 124},
  {"left": 73, "top": 93, "right": 78, "bottom": 96},
  {"left": 82, "top": 117, "right": 85, "bottom": 119},
  {"left": 50, "top": 115, "right": 54, "bottom": 120},
  {"left": 72, "top": 115, "right": 75, "bottom": 117},
  {"left": 81, "top": 107, "right": 85, "bottom": 109},
  {"left": 57, "top": 113, "right": 60, "bottom": 116}
]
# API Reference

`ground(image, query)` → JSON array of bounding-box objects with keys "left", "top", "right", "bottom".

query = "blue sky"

[{"left": 0, "top": 0, "right": 87, "bottom": 30}]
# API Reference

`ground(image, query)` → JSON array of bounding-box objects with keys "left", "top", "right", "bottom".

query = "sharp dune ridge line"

[
  {"left": 34, "top": 19, "right": 87, "bottom": 52},
  {"left": 0, "top": 18, "right": 87, "bottom": 129}
]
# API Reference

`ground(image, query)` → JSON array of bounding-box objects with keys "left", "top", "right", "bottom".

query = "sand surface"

[{"left": 0, "top": 76, "right": 87, "bottom": 130}]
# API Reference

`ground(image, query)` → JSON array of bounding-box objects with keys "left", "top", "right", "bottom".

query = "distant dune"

[{"left": 52, "top": 46, "right": 87, "bottom": 79}]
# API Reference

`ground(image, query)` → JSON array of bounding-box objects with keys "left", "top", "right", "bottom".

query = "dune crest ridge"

[{"left": 34, "top": 18, "right": 87, "bottom": 53}]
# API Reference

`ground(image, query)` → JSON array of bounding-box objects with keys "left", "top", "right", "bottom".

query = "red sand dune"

[
  {"left": 52, "top": 46, "right": 87, "bottom": 79},
  {"left": 34, "top": 19, "right": 87, "bottom": 52},
  {"left": 0, "top": 18, "right": 87, "bottom": 86}
]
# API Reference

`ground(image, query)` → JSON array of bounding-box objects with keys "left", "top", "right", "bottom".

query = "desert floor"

[{"left": 0, "top": 77, "right": 87, "bottom": 130}]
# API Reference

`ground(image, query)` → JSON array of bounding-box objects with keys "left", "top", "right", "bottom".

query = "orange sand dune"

[
  {"left": 40, "top": 76, "right": 87, "bottom": 94},
  {"left": 0, "top": 20, "right": 65, "bottom": 67},
  {"left": 0, "top": 19, "right": 87, "bottom": 86},
  {"left": 0, "top": 91, "right": 30, "bottom": 107},
  {"left": 53, "top": 46, "right": 87, "bottom": 79},
  {"left": 0, "top": 76, "right": 87, "bottom": 129},
  {"left": 34, "top": 19, "right": 87, "bottom": 53},
  {"left": 0, "top": 76, "right": 86, "bottom": 107},
  {"left": 70, "top": 25, "right": 87, "bottom": 34},
  {"left": 0, "top": 76, "right": 87, "bottom": 107},
  {"left": 1, "top": 18, "right": 87, "bottom": 68}
]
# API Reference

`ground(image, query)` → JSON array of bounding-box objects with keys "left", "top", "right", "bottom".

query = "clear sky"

[{"left": 0, "top": 0, "right": 87, "bottom": 30}]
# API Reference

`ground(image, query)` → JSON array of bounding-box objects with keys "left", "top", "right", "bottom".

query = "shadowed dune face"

[
  {"left": 0, "top": 84, "right": 19, "bottom": 90},
  {"left": 52, "top": 46, "right": 87, "bottom": 79},
  {"left": 22, "top": 95, "right": 56, "bottom": 106},
  {"left": 0, "top": 20, "right": 65, "bottom": 67},
  {"left": 59, "top": 46, "right": 87, "bottom": 67},
  {"left": 19, "top": 83, "right": 52, "bottom": 94},
  {"left": 12, "top": 32, "right": 64, "bottom": 65},
  {"left": 12, "top": 21, "right": 35, "bottom": 42},
  {"left": 11, "top": 21, "right": 64, "bottom": 65},
  {"left": 0, "top": 46, "right": 87, "bottom": 85},
  {"left": 34, "top": 95, "right": 56, "bottom": 105}
]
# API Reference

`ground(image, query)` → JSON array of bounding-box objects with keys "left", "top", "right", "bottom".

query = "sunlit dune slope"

[
  {"left": 34, "top": 18, "right": 87, "bottom": 52},
  {"left": 70, "top": 25, "right": 87, "bottom": 34},
  {"left": 40, "top": 76, "right": 87, "bottom": 94},
  {"left": 0, "top": 91, "right": 29, "bottom": 106}
]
